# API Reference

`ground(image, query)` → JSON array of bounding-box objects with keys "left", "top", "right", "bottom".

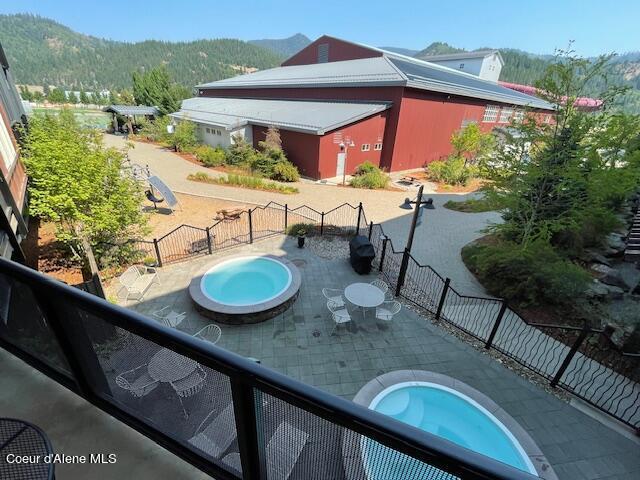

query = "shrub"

[
  {"left": 350, "top": 162, "right": 390, "bottom": 189},
  {"left": 272, "top": 161, "right": 300, "bottom": 182},
  {"left": 171, "top": 120, "right": 199, "bottom": 152},
  {"left": 187, "top": 172, "right": 298, "bottom": 194},
  {"left": 462, "top": 240, "right": 590, "bottom": 307},
  {"left": 137, "top": 116, "right": 171, "bottom": 143},
  {"left": 226, "top": 135, "right": 256, "bottom": 166},
  {"left": 426, "top": 155, "right": 477, "bottom": 186},
  {"left": 194, "top": 145, "right": 226, "bottom": 167},
  {"left": 286, "top": 223, "right": 316, "bottom": 236}
]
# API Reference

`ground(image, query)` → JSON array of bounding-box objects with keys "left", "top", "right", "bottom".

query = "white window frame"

[
  {"left": 373, "top": 143, "right": 382, "bottom": 151},
  {"left": 482, "top": 105, "right": 499, "bottom": 123},
  {"left": 361, "top": 143, "right": 370, "bottom": 152},
  {"left": 0, "top": 121, "right": 17, "bottom": 171},
  {"left": 513, "top": 110, "right": 525, "bottom": 122},
  {"left": 499, "top": 107, "right": 513, "bottom": 123},
  {"left": 544, "top": 114, "right": 552, "bottom": 124}
]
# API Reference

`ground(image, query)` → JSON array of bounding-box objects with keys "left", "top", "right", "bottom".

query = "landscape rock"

[
  {"left": 605, "top": 233, "right": 626, "bottom": 252},
  {"left": 584, "top": 250, "right": 611, "bottom": 267},
  {"left": 586, "top": 280, "right": 624, "bottom": 300},
  {"left": 590, "top": 264, "right": 631, "bottom": 291}
]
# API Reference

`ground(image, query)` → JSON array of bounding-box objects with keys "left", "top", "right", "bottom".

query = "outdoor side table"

[
  {"left": 148, "top": 348, "right": 198, "bottom": 383},
  {"left": 344, "top": 283, "right": 385, "bottom": 319},
  {"left": 0, "top": 418, "right": 55, "bottom": 480}
]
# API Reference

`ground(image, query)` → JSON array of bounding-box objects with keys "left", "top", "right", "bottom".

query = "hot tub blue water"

[
  {"left": 364, "top": 382, "right": 536, "bottom": 477},
  {"left": 200, "top": 256, "right": 292, "bottom": 306}
]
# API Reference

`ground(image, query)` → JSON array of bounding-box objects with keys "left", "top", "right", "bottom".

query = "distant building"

[
  {"left": 173, "top": 36, "right": 553, "bottom": 180},
  {"left": 418, "top": 50, "right": 504, "bottom": 82},
  {"left": 0, "top": 42, "right": 28, "bottom": 261}
]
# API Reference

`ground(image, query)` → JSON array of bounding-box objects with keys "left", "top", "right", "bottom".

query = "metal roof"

[
  {"left": 103, "top": 105, "right": 160, "bottom": 116},
  {"left": 417, "top": 50, "right": 502, "bottom": 62},
  {"left": 169, "top": 97, "right": 390, "bottom": 135},
  {"left": 197, "top": 50, "right": 552, "bottom": 110}
]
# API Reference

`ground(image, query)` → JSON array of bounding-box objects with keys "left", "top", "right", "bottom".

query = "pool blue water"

[
  {"left": 365, "top": 385, "right": 533, "bottom": 477},
  {"left": 201, "top": 257, "right": 291, "bottom": 306}
]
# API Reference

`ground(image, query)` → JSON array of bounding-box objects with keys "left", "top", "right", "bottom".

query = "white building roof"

[
  {"left": 170, "top": 97, "right": 391, "bottom": 135},
  {"left": 197, "top": 48, "right": 552, "bottom": 110}
]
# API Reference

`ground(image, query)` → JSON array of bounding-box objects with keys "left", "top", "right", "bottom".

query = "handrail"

[
  {"left": 0, "top": 256, "right": 537, "bottom": 480},
  {"left": 156, "top": 223, "right": 207, "bottom": 242}
]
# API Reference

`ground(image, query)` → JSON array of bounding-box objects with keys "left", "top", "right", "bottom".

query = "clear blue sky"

[{"left": 1, "top": 0, "right": 638, "bottom": 56}]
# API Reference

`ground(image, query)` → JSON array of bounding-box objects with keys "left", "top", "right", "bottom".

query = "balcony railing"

[{"left": 0, "top": 257, "right": 537, "bottom": 480}]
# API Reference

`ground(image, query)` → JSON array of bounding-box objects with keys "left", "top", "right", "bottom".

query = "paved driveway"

[{"left": 104, "top": 134, "right": 499, "bottom": 295}]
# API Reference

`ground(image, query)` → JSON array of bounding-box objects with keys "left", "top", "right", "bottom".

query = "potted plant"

[{"left": 297, "top": 228, "right": 306, "bottom": 248}]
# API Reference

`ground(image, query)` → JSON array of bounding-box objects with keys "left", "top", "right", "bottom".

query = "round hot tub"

[{"left": 189, "top": 255, "right": 301, "bottom": 324}]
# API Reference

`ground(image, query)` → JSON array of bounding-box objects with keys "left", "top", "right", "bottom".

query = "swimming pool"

[
  {"left": 368, "top": 382, "right": 537, "bottom": 475},
  {"left": 189, "top": 255, "right": 301, "bottom": 324}
]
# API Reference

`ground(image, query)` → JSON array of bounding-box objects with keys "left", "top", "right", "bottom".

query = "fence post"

[
  {"left": 248, "top": 208, "right": 253, "bottom": 244},
  {"left": 368, "top": 221, "right": 374, "bottom": 241},
  {"left": 356, "top": 202, "right": 363, "bottom": 235},
  {"left": 153, "top": 238, "right": 163, "bottom": 267},
  {"left": 379, "top": 236, "right": 388, "bottom": 272},
  {"left": 284, "top": 204, "right": 288, "bottom": 232},
  {"left": 550, "top": 325, "right": 591, "bottom": 388},
  {"left": 435, "top": 278, "right": 451, "bottom": 321},
  {"left": 395, "top": 248, "right": 411, "bottom": 297},
  {"left": 485, "top": 301, "right": 508, "bottom": 349},
  {"left": 230, "top": 378, "right": 264, "bottom": 480},
  {"left": 205, "top": 227, "right": 212, "bottom": 254},
  {"left": 320, "top": 212, "right": 325, "bottom": 236}
]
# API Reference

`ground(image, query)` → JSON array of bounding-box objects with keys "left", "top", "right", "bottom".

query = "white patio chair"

[
  {"left": 327, "top": 301, "right": 351, "bottom": 336},
  {"left": 376, "top": 300, "right": 402, "bottom": 322},
  {"left": 171, "top": 365, "right": 207, "bottom": 418},
  {"left": 117, "top": 265, "right": 159, "bottom": 302},
  {"left": 370, "top": 279, "right": 393, "bottom": 300},
  {"left": 188, "top": 404, "right": 237, "bottom": 458},
  {"left": 152, "top": 306, "right": 187, "bottom": 329},
  {"left": 322, "top": 288, "right": 345, "bottom": 308},
  {"left": 193, "top": 324, "right": 222, "bottom": 345},
  {"left": 266, "top": 422, "right": 309, "bottom": 480},
  {"left": 115, "top": 364, "right": 158, "bottom": 398}
]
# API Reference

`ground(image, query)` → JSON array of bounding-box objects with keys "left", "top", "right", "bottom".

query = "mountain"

[
  {"left": 0, "top": 14, "right": 282, "bottom": 90},
  {"left": 379, "top": 46, "right": 418, "bottom": 57},
  {"left": 415, "top": 42, "right": 466, "bottom": 58},
  {"left": 249, "top": 33, "right": 311, "bottom": 59}
]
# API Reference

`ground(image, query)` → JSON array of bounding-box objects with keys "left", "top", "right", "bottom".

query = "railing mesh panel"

[
  {"left": 255, "top": 390, "right": 460, "bottom": 480},
  {"left": 157, "top": 225, "right": 209, "bottom": 264}
]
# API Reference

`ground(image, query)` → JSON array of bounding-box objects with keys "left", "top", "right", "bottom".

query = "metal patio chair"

[
  {"left": 115, "top": 364, "right": 159, "bottom": 398},
  {"left": 152, "top": 306, "right": 188, "bottom": 329},
  {"left": 327, "top": 300, "right": 351, "bottom": 335},
  {"left": 193, "top": 324, "right": 222, "bottom": 345},
  {"left": 370, "top": 279, "right": 393, "bottom": 300},
  {"left": 375, "top": 300, "right": 402, "bottom": 322},
  {"left": 322, "top": 287, "right": 345, "bottom": 308}
]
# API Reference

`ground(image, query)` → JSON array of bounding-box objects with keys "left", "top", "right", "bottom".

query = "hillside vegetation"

[
  {"left": 0, "top": 14, "right": 282, "bottom": 90},
  {"left": 249, "top": 33, "right": 311, "bottom": 58}
]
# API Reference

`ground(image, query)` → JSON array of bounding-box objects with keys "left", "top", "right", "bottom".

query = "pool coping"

[
  {"left": 349, "top": 370, "right": 558, "bottom": 480},
  {"left": 188, "top": 254, "right": 301, "bottom": 316}
]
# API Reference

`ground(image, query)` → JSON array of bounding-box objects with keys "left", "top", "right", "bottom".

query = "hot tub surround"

[{"left": 189, "top": 254, "right": 301, "bottom": 324}]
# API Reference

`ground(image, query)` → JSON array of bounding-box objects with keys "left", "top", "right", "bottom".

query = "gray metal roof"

[
  {"left": 169, "top": 97, "right": 390, "bottom": 135},
  {"left": 417, "top": 50, "right": 502, "bottom": 62},
  {"left": 198, "top": 47, "right": 552, "bottom": 110},
  {"left": 103, "top": 105, "right": 160, "bottom": 116}
]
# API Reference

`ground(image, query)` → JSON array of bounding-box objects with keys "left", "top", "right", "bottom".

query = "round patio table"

[
  {"left": 148, "top": 348, "right": 198, "bottom": 383},
  {"left": 0, "top": 418, "right": 55, "bottom": 480},
  {"left": 344, "top": 283, "right": 385, "bottom": 319}
]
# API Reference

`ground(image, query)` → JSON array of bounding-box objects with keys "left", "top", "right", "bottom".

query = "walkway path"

[{"left": 104, "top": 134, "right": 500, "bottom": 295}]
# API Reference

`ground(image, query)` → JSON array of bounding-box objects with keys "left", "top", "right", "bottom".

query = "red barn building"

[{"left": 173, "top": 36, "right": 554, "bottom": 180}]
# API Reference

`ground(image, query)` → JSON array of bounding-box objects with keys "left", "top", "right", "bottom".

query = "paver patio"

[{"left": 120, "top": 235, "right": 640, "bottom": 480}]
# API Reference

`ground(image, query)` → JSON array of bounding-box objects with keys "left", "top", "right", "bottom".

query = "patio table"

[
  {"left": 148, "top": 348, "right": 198, "bottom": 383},
  {"left": 0, "top": 418, "right": 55, "bottom": 480},
  {"left": 344, "top": 283, "right": 385, "bottom": 319}
]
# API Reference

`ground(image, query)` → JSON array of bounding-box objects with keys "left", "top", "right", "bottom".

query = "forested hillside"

[
  {"left": 0, "top": 14, "right": 282, "bottom": 90},
  {"left": 416, "top": 42, "right": 640, "bottom": 114},
  {"left": 249, "top": 34, "right": 311, "bottom": 58}
]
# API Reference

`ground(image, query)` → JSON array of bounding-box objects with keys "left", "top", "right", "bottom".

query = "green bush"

[
  {"left": 272, "top": 161, "right": 300, "bottom": 182},
  {"left": 286, "top": 223, "right": 316, "bottom": 236},
  {"left": 226, "top": 135, "right": 257, "bottom": 166},
  {"left": 426, "top": 155, "right": 477, "bottom": 186},
  {"left": 462, "top": 240, "right": 590, "bottom": 307},
  {"left": 194, "top": 145, "right": 226, "bottom": 167},
  {"left": 171, "top": 120, "right": 199, "bottom": 152},
  {"left": 350, "top": 162, "right": 390, "bottom": 189},
  {"left": 137, "top": 117, "right": 171, "bottom": 143}
]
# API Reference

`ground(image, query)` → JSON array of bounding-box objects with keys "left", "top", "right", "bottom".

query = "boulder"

[
  {"left": 605, "top": 233, "right": 626, "bottom": 252},
  {"left": 590, "top": 264, "right": 631, "bottom": 291},
  {"left": 586, "top": 280, "right": 624, "bottom": 300},
  {"left": 583, "top": 250, "right": 611, "bottom": 267}
]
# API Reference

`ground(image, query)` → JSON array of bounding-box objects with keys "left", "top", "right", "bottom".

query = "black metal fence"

[
  {"left": 367, "top": 223, "right": 640, "bottom": 434},
  {"left": 0, "top": 257, "right": 535, "bottom": 480}
]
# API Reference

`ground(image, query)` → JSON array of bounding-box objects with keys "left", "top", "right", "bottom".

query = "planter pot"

[{"left": 297, "top": 236, "right": 306, "bottom": 248}]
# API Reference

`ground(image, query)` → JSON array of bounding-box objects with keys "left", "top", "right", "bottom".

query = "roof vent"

[{"left": 317, "top": 43, "right": 329, "bottom": 63}]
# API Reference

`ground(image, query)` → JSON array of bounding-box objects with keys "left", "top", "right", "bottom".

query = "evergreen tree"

[
  {"left": 79, "top": 89, "right": 90, "bottom": 105},
  {"left": 132, "top": 65, "right": 189, "bottom": 115},
  {"left": 47, "top": 87, "right": 66, "bottom": 103}
]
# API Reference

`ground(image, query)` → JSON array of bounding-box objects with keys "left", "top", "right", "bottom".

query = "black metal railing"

[
  {"left": 0, "top": 257, "right": 536, "bottom": 480},
  {"left": 370, "top": 221, "right": 640, "bottom": 434}
]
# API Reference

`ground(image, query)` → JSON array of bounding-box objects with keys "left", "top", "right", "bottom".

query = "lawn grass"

[{"left": 187, "top": 172, "right": 298, "bottom": 194}]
